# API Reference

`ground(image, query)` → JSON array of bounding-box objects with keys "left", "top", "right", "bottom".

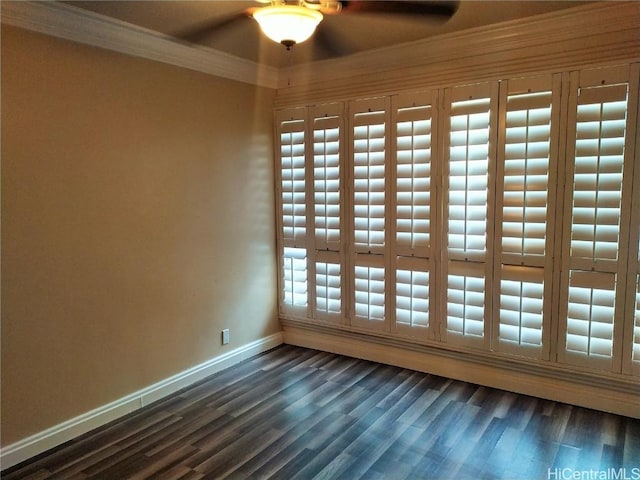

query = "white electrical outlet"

[{"left": 222, "top": 329, "right": 230, "bottom": 345}]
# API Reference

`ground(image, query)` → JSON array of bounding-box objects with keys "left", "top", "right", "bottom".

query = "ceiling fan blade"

[
  {"left": 175, "top": 9, "right": 254, "bottom": 44},
  {"left": 340, "top": 1, "right": 458, "bottom": 19},
  {"left": 314, "top": 22, "right": 353, "bottom": 58}
]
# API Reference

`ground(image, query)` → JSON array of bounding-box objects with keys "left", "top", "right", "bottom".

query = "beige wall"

[{"left": 1, "top": 25, "right": 279, "bottom": 446}]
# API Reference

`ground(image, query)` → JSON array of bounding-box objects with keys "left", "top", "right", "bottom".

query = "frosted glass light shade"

[{"left": 253, "top": 5, "right": 323, "bottom": 45}]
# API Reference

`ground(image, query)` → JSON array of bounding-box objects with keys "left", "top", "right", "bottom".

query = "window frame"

[{"left": 273, "top": 62, "right": 640, "bottom": 378}]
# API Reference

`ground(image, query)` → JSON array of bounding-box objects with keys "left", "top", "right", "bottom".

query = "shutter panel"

[
  {"left": 391, "top": 92, "right": 437, "bottom": 338},
  {"left": 559, "top": 65, "right": 636, "bottom": 372},
  {"left": 622, "top": 63, "right": 640, "bottom": 376},
  {"left": 447, "top": 261, "right": 485, "bottom": 339},
  {"left": 633, "top": 270, "right": 640, "bottom": 372},
  {"left": 633, "top": 199, "right": 640, "bottom": 374},
  {"left": 315, "top": 251, "right": 342, "bottom": 319},
  {"left": 499, "top": 266, "right": 545, "bottom": 353},
  {"left": 352, "top": 99, "right": 387, "bottom": 253},
  {"left": 396, "top": 257, "right": 429, "bottom": 332},
  {"left": 565, "top": 271, "right": 616, "bottom": 359},
  {"left": 353, "top": 255, "right": 385, "bottom": 325},
  {"left": 280, "top": 116, "right": 307, "bottom": 243},
  {"left": 277, "top": 109, "right": 310, "bottom": 315},
  {"left": 565, "top": 90, "right": 624, "bottom": 362},
  {"left": 447, "top": 96, "right": 491, "bottom": 262},
  {"left": 313, "top": 111, "right": 342, "bottom": 249},
  {"left": 493, "top": 75, "right": 559, "bottom": 359},
  {"left": 502, "top": 89, "right": 553, "bottom": 262},
  {"left": 443, "top": 83, "right": 497, "bottom": 348},
  {"left": 570, "top": 90, "right": 627, "bottom": 268},
  {"left": 350, "top": 98, "right": 389, "bottom": 331},
  {"left": 311, "top": 104, "right": 345, "bottom": 321},
  {"left": 282, "top": 247, "right": 308, "bottom": 308},
  {"left": 395, "top": 101, "right": 432, "bottom": 257}
]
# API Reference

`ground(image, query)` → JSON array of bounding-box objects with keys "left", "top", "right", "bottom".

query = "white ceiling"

[{"left": 64, "top": 1, "right": 592, "bottom": 67}]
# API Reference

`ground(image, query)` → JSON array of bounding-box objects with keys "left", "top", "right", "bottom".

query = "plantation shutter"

[
  {"left": 558, "top": 65, "right": 637, "bottom": 372},
  {"left": 391, "top": 92, "right": 437, "bottom": 338},
  {"left": 312, "top": 104, "right": 345, "bottom": 321},
  {"left": 277, "top": 108, "right": 310, "bottom": 314},
  {"left": 492, "top": 75, "right": 560, "bottom": 359},
  {"left": 350, "top": 98, "right": 389, "bottom": 330},
  {"left": 622, "top": 64, "right": 640, "bottom": 377},
  {"left": 279, "top": 112, "right": 307, "bottom": 244},
  {"left": 442, "top": 83, "right": 498, "bottom": 349},
  {"left": 630, "top": 228, "right": 640, "bottom": 375},
  {"left": 630, "top": 206, "right": 640, "bottom": 374}
]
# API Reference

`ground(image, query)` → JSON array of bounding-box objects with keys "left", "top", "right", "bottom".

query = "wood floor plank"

[
  {"left": 51, "top": 445, "right": 122, "bottom": 478},
  {"left": 310, "top": 452, "right": 356, "bottom": 480},
  {"left": 228, "top": 404, "right": 341, "bottom": 478},
  {"left": 192, "top": 427, "right": 283, "bottom": 477},
  {"left": 326, "top": 413, "right": 411, "bottom": 480},
  {"left": 3, "top": 345, "right": 639, "bottom": 480}
]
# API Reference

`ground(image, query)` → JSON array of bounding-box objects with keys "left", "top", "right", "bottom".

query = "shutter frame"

[
  {"left": 492, "top": 74, "right": 560, "bottom": 360},
  {"left": 558, "top": 65, "right": 637, "bottom": 373},
  {"left": 442, "top": 82, "right": 498, "bottom": 350}
]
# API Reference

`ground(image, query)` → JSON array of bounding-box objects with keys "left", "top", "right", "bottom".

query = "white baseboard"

[
  {"left": 0, "top": 332, "right": 283, "bottom": 470},
  {"left": 282, "top": 325, "right": 640, "bottom": 419}
]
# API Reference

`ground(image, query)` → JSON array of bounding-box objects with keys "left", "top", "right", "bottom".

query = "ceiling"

[{"left": 64, "top": 1, "right": 593, "bottom": 68}]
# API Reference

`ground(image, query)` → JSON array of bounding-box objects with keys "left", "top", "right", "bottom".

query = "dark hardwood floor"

[{"left": 3, "top": 345, "right": 639, "bottom": 480}]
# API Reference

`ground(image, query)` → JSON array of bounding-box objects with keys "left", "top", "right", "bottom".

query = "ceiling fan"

[{"left": 180, "top": 1, "right": 459, "bottom": 56}]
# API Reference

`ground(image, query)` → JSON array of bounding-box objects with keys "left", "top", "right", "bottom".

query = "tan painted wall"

[{"left": 1, "top": 25, "right": 279, "bottom": 446}]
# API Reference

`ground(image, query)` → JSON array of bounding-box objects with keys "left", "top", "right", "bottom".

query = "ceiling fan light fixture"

[{"left": 253, "top": 5, "right": 323, "bottom": 46}]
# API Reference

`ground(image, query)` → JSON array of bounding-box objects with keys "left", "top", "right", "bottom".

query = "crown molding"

[
  {"left": 3, "top": 1, "right": 638, "bottom": 100},
  {"left": 276, "top": 1, "right": 640, "bottom": 105},
  {"left": 1, "top": 1, "right": 280, "bottom": 89}
]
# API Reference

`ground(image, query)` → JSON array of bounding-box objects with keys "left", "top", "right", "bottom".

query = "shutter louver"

[
  {"left": 396, "top": 105, "right": 431, "bottom": 256},
  {"left": 353, "top": 108, "right": 386, "bottom": 252},
  {"left": 280, "top": 119, "right": 307, "bottom": 243},
  {"left": 282, "top": 247, "right": 308, "bottom": 307}
]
